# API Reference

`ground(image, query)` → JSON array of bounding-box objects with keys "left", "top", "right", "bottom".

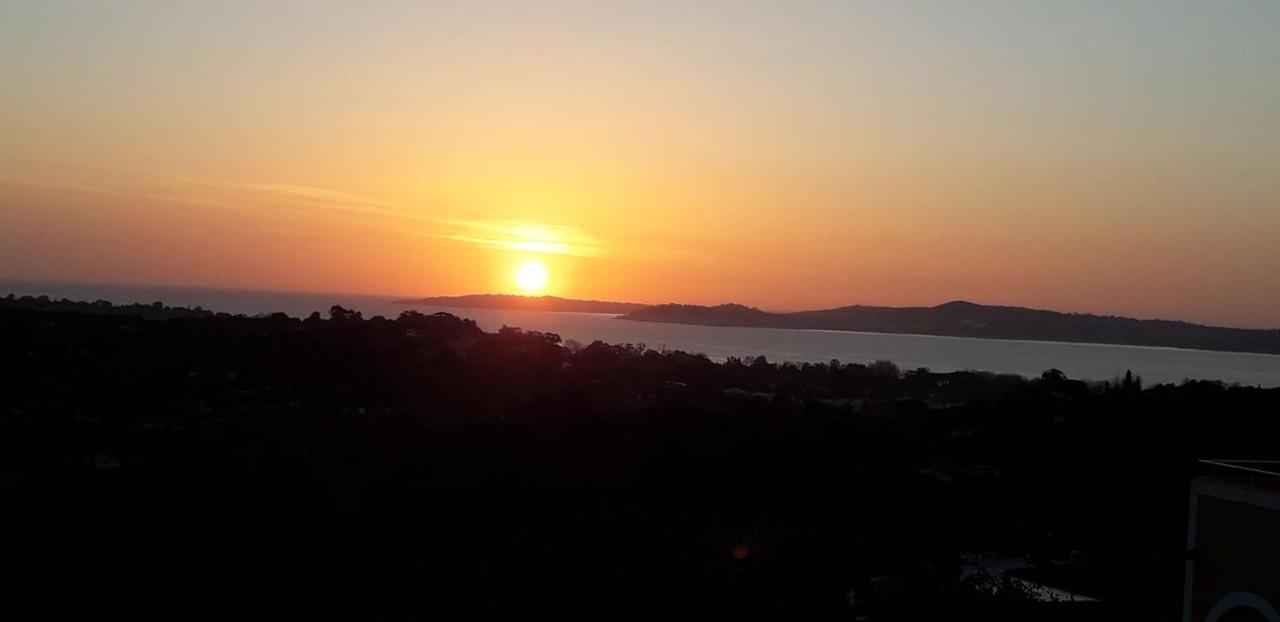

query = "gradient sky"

[{"left": 2, "top": 1, "right": 1278, "bottom": 327}]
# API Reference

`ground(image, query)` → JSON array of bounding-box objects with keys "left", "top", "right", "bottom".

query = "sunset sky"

[{"left": 2, "top": 1, "right": 1278, "bottom": 327}]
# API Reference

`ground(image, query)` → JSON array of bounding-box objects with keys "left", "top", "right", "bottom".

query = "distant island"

[
  {"left": 395, "top": 293, "right": 650, "bottom": 314},
  {"left": 619, "top": 300, "right": 1280, "bottom": 355},
  {"left": 391, "top": 293, "right": 1280, "bottom": 355}
]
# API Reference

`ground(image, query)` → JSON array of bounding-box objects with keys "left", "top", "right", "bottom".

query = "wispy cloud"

[
  {"left": 221, "top": 182, "right": 398, "bottom": 211},
  {"left": 178, "top": 178, "right": 608, "bottom": 257},
  {"left": 5, "top": 156, "right": 613, "bottom": 258},
  {"left": 162, "top": 177, "right": 433, "bottom": 223},
  {"left": 429, "top": 220, "right": 605, "bottom": 257}
]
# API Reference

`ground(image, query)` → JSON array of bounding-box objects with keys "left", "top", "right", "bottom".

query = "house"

[{"left": 1183, "top": 460, "right": 1280, "bottom": 622}]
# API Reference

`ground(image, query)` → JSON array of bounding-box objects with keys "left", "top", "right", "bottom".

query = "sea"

[{"left": 5, "top": 279, "right": 1280, "bottom": 388}]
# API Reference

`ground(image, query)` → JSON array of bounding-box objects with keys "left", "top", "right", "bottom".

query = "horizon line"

[{"left": 2, "top": 275, "right": 1276, "bottom": 332}]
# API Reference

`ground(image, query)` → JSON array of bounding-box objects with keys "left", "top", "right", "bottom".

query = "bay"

[{"left": 6, "top": 279, "right": 1280, "bottom": 387}]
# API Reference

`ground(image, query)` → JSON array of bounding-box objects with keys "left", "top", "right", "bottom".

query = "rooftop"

[{"left": 1197, "top": 459, "right": 1280, "bottom": 492}]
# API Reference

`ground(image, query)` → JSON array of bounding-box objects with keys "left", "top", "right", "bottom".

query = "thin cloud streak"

[
  {"left": 427, "top": 219, "right": 605, "bottom": 257},
  {"left": 177, "top": 176, "right": 610, "bottom": 258},
  {"left": 7, "top": 156, "right": 619, "bottom": 259},
  {"left": 210, "top": 183, "right": 608, "bottom": 257}
]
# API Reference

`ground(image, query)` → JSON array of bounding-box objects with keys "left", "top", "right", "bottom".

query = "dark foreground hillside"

[{"left": 2, "top": 295, "right": 1278, "bottom": 620}]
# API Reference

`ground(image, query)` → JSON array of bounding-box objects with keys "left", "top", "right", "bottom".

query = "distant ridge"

[
  {"left": 393, "top": 293, "right": 1280, "bottom": 354},
  {"left": 619, "top": 300, "right": 1280, "bottom": 355},
  {"left": 395, "top": 293, "right": 650, "bottom": 314}
]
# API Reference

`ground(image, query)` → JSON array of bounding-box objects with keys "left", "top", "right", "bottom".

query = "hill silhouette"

[
  {"left": 620, "top": 300, "right": 1280, "bottom": 354},
  {"left": 396, "top": 293, "right": 649, "bottom": 314}
]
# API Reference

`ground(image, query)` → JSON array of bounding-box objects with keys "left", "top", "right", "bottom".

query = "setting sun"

[
  {"left": 4, "top": 3, "right": 1280, "bottom": 616},
  {"left": 514, "top": 260, "right": 549, "bottom": 293}
]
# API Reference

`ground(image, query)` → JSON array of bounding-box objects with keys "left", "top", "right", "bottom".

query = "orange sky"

[{"left": 2, "top": 2, "right": 1278, "bottom": 327}]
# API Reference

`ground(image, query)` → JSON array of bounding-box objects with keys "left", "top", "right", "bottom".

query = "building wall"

[{"left": 1184, "top": 478, "right": 1280, "bottom": 622}]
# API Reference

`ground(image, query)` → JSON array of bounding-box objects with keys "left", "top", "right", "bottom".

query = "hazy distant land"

[
  {"left": 395, "top": 293, "right": 650, "bottom": 314},
  {"left": 393, "top": 294, "right": 1280, "bottom": 355},
  {"left": 620, "top": 301, "right": 1280, "bottom": 355}
]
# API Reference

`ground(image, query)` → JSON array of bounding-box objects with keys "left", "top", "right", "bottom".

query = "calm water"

[{"left": 6, "top": 279, "right": 1280, "bottom": 387}]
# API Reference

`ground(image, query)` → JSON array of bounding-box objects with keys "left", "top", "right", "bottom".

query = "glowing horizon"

[{"left": 2, "top": 2, "right": 1278, "bottom": 328}]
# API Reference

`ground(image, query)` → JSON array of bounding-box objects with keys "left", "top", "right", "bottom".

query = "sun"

[{"left": 514, "top": 260, "right": 549, "bottom": 293}]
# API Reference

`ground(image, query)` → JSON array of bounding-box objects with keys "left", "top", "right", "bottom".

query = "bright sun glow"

[{"left": 514, "top": 260, "right": 549, "bottom": 292}]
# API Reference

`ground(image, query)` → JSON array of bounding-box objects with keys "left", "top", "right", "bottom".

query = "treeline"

[{"left": 2, "top": 295, "right": 1278, "bottom": 620}]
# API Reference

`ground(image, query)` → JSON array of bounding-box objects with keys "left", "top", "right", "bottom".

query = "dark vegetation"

[
  {"left": 621, "top": 300, "right": 1280, "bottom": 354},
  {"left": 3, "top": 294, "right": 1278, "bottom": 620},
  {"left": 395, "top": 293, "right": 649, "bottom": 314}
]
